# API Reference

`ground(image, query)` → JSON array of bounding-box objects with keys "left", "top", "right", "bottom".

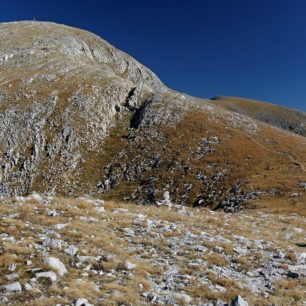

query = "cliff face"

[{"left": 0, "top": 21, "right": 305, "bottom": 212}]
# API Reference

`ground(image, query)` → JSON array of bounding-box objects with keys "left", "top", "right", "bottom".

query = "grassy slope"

[
  {"left": 210, "top": 96, "right": 306, "bottom": 136},
  {"left": 94, "top": 105, "right": 306, "bottom": 215}
]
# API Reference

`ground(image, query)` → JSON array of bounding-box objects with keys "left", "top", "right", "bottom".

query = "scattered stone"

[
  {"left": 74, "top": 298, "right": 94, "bottom": 306},
  {"left": 124, "top": 260, "right": 136, "bottom": 270},
  {"left": 43, "top": 237, "right": 63, "bottom": 249},
  {"left": 230, "top": 295, "right": 248, "bottom": 306},
  {"left": 24, "top": 283, "right": 32, "bottom": 291},
  {"left": 54, "top": 224, "right": 68, "bottom": 230},
  {"left": 5, "top": 273, "right": 19, "bottom": 281},
  {"left": 8, "top": 263, "right": 16, "bottom": 272},
  {"left": 216, "top": 299, "right": 227, "bottom": 306},
  {"left": 36, "top": 271, "right": 57, "bottom": 282},
  {"left": 2, "top": 282, "right": 22, "bottom": 292},
  {"left": 46, "top": 209, "right": 59, "bottom": 217},
  {"left": 44, "top": 257, "right": 67, "bottom": 276},
  {"left": 65, "top": 245, "right": 78, "bottom": 256},
  {"left": 156, "top": 191, "right": 172, "bottom": 208},
  {"left": 273, "top": 250, "right": 285, "bottom": 259},
  {"left": 29, "top": 192, "right": 43, "bottom": 202},
  {"left": 172, "top": 292, "right": 192, "bottom": 304}
]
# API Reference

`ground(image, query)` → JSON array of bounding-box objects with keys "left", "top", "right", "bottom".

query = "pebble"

[{"left": 124, "top": 260, "right": 136, "bottom": 270}]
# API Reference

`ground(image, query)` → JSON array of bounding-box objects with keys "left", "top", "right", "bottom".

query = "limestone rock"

[
  {"left": 36, "top": 271, "right": 57, "bottom": 282},
  {"left": 74, "top": 298, "right": 94, "bottom": 306},
  {"left": 231, "top": 295, "right": 248, "bottom": 306},
  {"left": 44, "top": 257, "right": 67, "bottom": 276},
  {"left": 2, "top": 282, "right": 22, "bottom": 292},
  {"left": 124, "top": 260, "right": 136, "bottom": 270}
]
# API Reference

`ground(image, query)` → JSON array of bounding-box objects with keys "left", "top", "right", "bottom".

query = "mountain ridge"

[
  {"left": 210, "top": 96, "right": 306, "bottom": 137},
  {"left": 0, "top": 21, "right": 305, "bottom": 214}
]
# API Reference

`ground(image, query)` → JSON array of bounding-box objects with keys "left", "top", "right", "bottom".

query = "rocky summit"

[{"left": 0, "top": 21, "right": 305, "bottom": 305}]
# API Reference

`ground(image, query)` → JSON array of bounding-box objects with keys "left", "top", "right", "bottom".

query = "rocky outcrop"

[{"left": 0, "top": 21, "right": 165, "bottom": 197}]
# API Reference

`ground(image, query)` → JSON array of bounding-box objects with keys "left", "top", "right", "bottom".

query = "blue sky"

[{"left": 1, "top": 0, "right": 306, "bottom": 111}]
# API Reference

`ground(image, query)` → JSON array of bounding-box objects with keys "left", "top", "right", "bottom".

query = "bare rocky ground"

[{"left": 0, "top": 194, "right": 305, "bottom": 306}]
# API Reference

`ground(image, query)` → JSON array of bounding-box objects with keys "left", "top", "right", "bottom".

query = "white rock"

[
  {"left": 133, "top": 213, "right": 146, "bottom": 222},
  {"left": 78, "top": 256, "right": 100, "bottom": 263},
  {"left": 36, "top": 271, "right": 57, "bottom": 282},
  {"left": 54, "top": 223, "right": 67, "bottom": 230},
  {"left": 74, "top": 298, "right": 94, "bottom": 306},
  {"left": 29, "top": 192, "right": 43, "bottom": 202},
  {"left": 124, "top": 260, "right": 136, "bottom": 270},
  {"left": 176, "top": 205, "right": 187, "bottom": 215},
  {"left": 231, "top": 295, "right": 248, "bottom": 306},
  {"left": 5, "top": 273, "right": 19, "bottom": 281},
  {"left": 216, "top": 300, "right": 227, "bottom": 306},
  {"left": 156, "top": 191, "right": 172, "bottom": 207},
  {"left": 113, "top": 208, "right": 129, "bottom": 214},
  {"left": 294, "top": 227, "right": 303, "bottom": 233},
  {"left": 296, "top": 252, "right": 306, "bottom": 264},
  {"left": 173, "top": 292, "right": 192, "bottom": 303},
  {"left": 95, "top": 206, "right": 105, "bottom": 213},
  {"left": 273, "top": 250, "right": 285, "bottom": 259},
  {"left": 234, "top": 246, "right": 248, "bottom": 255},
  {"left": 24, "top": 283, "right": 32, "bottom": 291},
  {"left": 43, "top": 237, "right": 63, "bottom": 249},
  {"left": 8, "top": 263, "right": 16, "bottom": 272},
  {"left": 46, "top": 208, "right": 59, "bottom": 217},
  {"left": 44, "top": 257, "right": 67, "bottom": 276},
  {"left": 79, "top": 216, "right": 98, "bottom": 222},
  {"left": 94, "top": 199, "right": 104, "bottom": 207},
  {"left": 65, "top": 245, "right": 78, "bottom": 256},
  {"left": 123, "top": 228, "right": 135, "bottom": 237},
  {"left": 2, "top": 282, "right": 22, "bottom": 292}
]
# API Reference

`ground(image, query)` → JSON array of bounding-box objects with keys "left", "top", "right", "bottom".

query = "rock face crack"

[
  {"left": 124, "top": 87, "right": 137, "bottom": 110},
  {"left": 130, "top": 100, "right": 152, "bottom": 129}
]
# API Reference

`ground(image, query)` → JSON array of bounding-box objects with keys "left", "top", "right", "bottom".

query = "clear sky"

[{"left": 1, "top": 0, "right": 306, "bottom": 111}]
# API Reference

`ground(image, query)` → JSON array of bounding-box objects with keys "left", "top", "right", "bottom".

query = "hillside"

[
  {"left": 0, "top": 21, "right": 305, "bottom": 214},
  {"left": 210, "top": 96, "right": 306, "bottom": 137}
]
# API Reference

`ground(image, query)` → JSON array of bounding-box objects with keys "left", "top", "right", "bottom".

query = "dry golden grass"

[
  {"left": 233, "top": 255, "right": 251, "bottom": 272},
  {"left": 96, "top": 105, "right": 306, "bottom": 218},
  {"left": 0, "top": 196, "right": 305, "bottom": 305},
  {"left": 203, "top": 253, "right": 229, "bottom": 268}
]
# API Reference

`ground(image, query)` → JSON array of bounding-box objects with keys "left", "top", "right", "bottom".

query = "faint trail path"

[{"left": 241, "top": 131, "right": 306, "bottom": 172}]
